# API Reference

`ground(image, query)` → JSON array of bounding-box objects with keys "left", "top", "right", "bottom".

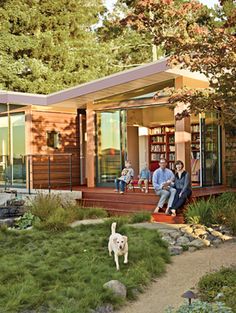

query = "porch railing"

[{"left": 0, "top": 153, "right": 74, "bottom": 193}]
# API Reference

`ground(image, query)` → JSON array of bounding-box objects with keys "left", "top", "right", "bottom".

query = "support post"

[
  {"left": 86, "top": 103, "right": 95, "bottom": 187},
  {"left": 174, "top": 77, "right": 191, "bottom": 174}
]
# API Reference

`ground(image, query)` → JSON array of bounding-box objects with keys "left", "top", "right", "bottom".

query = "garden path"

[{"left": 116, "top": 240, "right": 236, "bottom": 313}]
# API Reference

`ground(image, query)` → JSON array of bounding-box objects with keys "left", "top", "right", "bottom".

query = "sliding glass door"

[
  {"left": 96, "top": 110, "right": 127, "bottom": 186},
  {"left": 201, "top": 113, "right": 222, "bottom": 186},
  {"left": 0, "top": 113, "right": 26, "bottom": 187}
]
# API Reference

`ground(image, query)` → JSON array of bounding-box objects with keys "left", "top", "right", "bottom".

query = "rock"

[
  {"left": 214, "top": 292, "right": 224, "bottom": 300},
  {"left": 221, "top": 234, "right": 233, "bottom": 241},
  {"left": 161, "top": 235, "right": 175, "bottom": 245},
  {"left": 188, "top": 246, "right": 197, "bottom": 252},
  {"left": 193, "top": 228, "right": 208, "bottom": 237},
  {"left": 188, "top": 239, "right": 205, "bottom": 249},
  {"left": 90, "top": 304, "right": 113, "bottom": 313},
  {"left": 168, "top": 231, "right": 180, "bottom": 240},
  {"left": 210, "top": 230, "right": 223, "bottom": 238},
  {"left": 180, "top": 225, "right": 193, "bottom": 235},
  {"left": 176, "top": 236, "right": 190, "bottom": 246},
  {"left": 103, "top": 280, "right": 127, "bottom": 299},
  {"left": 168, "top": 245, "right": 183, "bottom": 255},
  {"left": 0, "top": 218, "right": 15, "bottom": 227},
  {"left": 206, "top": 233, "right": 216, "bottom": 241},
  {"left": 201, "top": 239, "right": 211, "bottom": 247},
  {"left": 212, "top": 238, "right": 222, "bottom": 247}
]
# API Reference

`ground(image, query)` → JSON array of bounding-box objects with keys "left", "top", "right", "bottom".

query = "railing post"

[
  {"left": 48, "top": 155, "right": 51, "bottom": 193},
  {"left": 69, "top": 154, "right": 72, "bottom": 192},
  {"left": 28, "top": 155, "right": 31, "bottom": 195}
]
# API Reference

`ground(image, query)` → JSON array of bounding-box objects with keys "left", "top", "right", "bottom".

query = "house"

[{"left": 0, "top": 58, "right": 235, "bottom": 191}]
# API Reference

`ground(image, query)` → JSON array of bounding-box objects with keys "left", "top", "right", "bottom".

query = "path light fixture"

[{"left": 181, "top": 290, "right": 197, "bottom": 305}]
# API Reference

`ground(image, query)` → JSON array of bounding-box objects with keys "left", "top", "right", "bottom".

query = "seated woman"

[
  {"left": 168, "top": 160, "right": 192, "bottom": 216},
  {"left": 114, "top": 160, "right": 134, "bottom": 194}
]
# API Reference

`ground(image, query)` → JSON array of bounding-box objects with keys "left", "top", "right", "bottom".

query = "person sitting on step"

[
  {"left": 114, "top": 160, "right": 134, "bottom": 194},
  {"left": 167, "top": 160, "right": 192, "bottom": 216},
  {"left": 152, "top": 158, "right": 176, "bottom": 213},
  {"left": 138, "top": 163, "right": 151, "bottom": 193}
]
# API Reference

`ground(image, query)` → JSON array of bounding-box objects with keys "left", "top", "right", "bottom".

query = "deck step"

[{"left": 151, "top": 213, "right": 184, "bottom": 224}]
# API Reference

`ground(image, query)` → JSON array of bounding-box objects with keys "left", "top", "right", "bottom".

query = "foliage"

[
  {"left": 198, "top": 267, "right": 236, "bottom": 312},
  {"left": 0, "top": 223, "right": 170, "bottom": 312},
  {"left": 29, "top": 193, "right": 107, "bottom": 232},
  {"left": 117, "top": 0, "right": 236, "bottom": 125},
  {"left": 184, "top": 193, "right": 236, "bottom": 234},
  {"left": 184, "top": 198, "right": 217, "bottom": 225},
  {"left": 0, "top": 0, "right": 116, "bottom": 94},
  {"left": 165, "top": 300, "right": 232, "bottom": 313},
  {"left": 14, "top": 212, "right": 39, "bottom": 230},
  {"left": 130, "top": 211, "right": 152, "bottom": 223}
]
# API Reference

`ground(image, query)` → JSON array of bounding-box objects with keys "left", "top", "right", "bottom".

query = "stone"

[
  {"left": 0, "top": 218, "right": 15, "bottom": 227},
  {"left": 180, "top": 225, "right": 193, "bottom": 234},
  {"left": 103, "top": 280, "right": 127, "bottom": 299},
  {"left": 176, "top": 236, "right": 190, "bottom": 246},
  {"left": 90, "top": 304, "right": 113, "bottom": 313},
  {"left": 210, "top": 230, "right": 223, "bottom": 238},
  {"left": 201, "top": 239, "right": 211, "bottom": 247},
  {"left": 168, "top": 231, "right": 181, "bottom": 240},
  {"left": 212, "top": 238, "right": 222, "bottom": 247},
  {"left": 220, "top": 234, "right": 233, "bottom": 241},
  {"left": 188, "top": 246, "right": 197, "bottom": 252},
  {"left": 161, "top": 235, "right": 176, "bottom": 245},
  {"left": 168, "top": 245, "right": 183, "bottom": 255},
  {"left": 193, "top": 228, "right": 208, "bottom": 237},
  {"left": 188, "top": 239, "right": 205, "bottom": 249}
]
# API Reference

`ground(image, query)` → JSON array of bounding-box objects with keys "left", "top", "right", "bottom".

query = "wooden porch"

[{"left": 75, "top": 185, "right": 236, "bottom": 224}]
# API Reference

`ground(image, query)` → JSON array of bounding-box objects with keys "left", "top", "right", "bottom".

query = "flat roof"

[{"left": 0, "top": 58, "right": 208, "bottom": 108}]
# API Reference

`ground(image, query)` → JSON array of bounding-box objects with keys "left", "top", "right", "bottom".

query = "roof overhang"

[{"left": 0, "top": 58, "right": 208, "bottom": 109}]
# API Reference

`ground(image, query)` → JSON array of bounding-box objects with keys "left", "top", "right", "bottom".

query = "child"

[
  {"left": 114, "top": 160, "right": 134, "bottom": 194},
  {"left": 138, "top": 163, "right": 151, "bottom": 193}
]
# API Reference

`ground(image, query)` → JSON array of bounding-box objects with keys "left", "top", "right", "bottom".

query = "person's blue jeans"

[
  {"left": 115, "top": 178, "right": 126, "bottom": 192},
  {"left": 171, "top": 188, "right": 192, "bottom": 212}
]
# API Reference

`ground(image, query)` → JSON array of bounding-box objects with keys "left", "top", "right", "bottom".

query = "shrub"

[
  {"left": 184, "top": 198, "right": 217, "bottom": 225},
  {"left": 29, "top": 193, "right": 107, "bottom": 231},
  {"left": 165, "top": 300, "right": 232, "bottom": 313},
  {"left": 130, "top": 211, "right": 151, "bottom": 224},
  {"left": 14, "top": 212, "right": 39, "bottom": 230},
  {"left": 198, "top": 267, "right": 236, "bottom": 312}
]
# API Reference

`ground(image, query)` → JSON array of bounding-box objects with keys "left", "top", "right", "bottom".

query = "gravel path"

[{"left": 116, "top": 241, "right": 236, "bottom": 313}]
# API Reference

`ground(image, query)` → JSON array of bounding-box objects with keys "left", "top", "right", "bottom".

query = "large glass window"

[
  {"left": 0, "top": 112, "right": 26, "bottom": 187},
  {"left": 201, "top": 113, "right": 222, "bottom": 186},
  {"left": 96, "top": 110, "right": 126, "bottom": 186}
]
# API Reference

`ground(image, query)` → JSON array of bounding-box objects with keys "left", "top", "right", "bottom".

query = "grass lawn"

[{"left": 0, "top": 221, "right": 170, "bottom": 313}]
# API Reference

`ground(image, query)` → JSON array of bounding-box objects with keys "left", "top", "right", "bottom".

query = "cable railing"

[{"left": 0, "top": 153, "right": 75, "bottom": 194}]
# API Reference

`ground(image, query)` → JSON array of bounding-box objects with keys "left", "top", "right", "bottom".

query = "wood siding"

[{"left": 29, "top": 110, "right": 80, "bottom": 188}]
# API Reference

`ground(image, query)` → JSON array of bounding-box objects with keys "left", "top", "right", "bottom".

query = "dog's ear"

[
  {"left": 113, "top": 237, "right": 118, "bottom": 244},
  {"left": 123, "top": 235, "right": 128, "bottom": 243}
]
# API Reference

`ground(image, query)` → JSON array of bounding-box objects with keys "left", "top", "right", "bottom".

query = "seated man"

[
  {"left": 114, "top": 160, "right": 134, "bottom": 194},
  {"left": 152, "top": 158, "right": 176, "bottom": 213}
]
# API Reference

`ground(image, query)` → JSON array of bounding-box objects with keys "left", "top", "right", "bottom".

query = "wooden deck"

[{"left": 75, "top": 185, "right": 236, "bottom": 224}]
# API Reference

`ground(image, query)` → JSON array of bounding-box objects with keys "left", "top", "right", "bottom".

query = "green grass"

[
  {"left": 0, "top": 223, "right": 170, "bottom": 313},
  {"left": 198, "top": 266, "right": 236, "bottom": 312}
]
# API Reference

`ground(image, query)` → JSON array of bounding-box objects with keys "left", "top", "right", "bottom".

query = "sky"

[{"left": 105, "top": 0, "right": 219, "bottom": 11}]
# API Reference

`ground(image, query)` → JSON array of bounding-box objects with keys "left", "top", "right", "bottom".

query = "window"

[{"left": 46, "top": 131, "right": 61, "bottom": 149}]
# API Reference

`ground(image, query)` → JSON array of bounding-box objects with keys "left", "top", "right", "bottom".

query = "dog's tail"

[{"left": 111, "top": 222, "right": 117, "bottom": 235}]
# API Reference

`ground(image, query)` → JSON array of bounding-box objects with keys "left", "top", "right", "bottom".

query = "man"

[{"left": 152, "top": 158, "right": 176, "bottom": 213}]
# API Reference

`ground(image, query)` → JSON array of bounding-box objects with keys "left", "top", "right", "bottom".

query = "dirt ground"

[{"left": 116, "top": 241, "right": 236, "bottom": 313}]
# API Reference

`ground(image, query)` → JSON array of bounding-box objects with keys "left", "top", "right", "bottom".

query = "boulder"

[
  {"left": 188, "top": 239, "right": 205, "bottom": 249},
  {"left": 103, "top": 280, "right": 127, "bottom": 299},
  {"left": 90, "top": 304, "right": 113, "bottom": 313},
  {"left": 168, "top": 245, "right": 183, "bottom": 256},
  {"left": 168, "top": 231, "right": 181, "bottom": 240},
  {"left": 176, "top": 236, "right": 190, "bottom": 246}
]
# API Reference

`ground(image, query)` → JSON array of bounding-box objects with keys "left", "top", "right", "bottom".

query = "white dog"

[{"left": 108, "top": 222, "right": 128, "bottom": 271}]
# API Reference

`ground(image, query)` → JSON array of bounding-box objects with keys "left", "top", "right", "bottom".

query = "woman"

[{"left": 168, "top": 160, "right": 192, "bottom": 216}]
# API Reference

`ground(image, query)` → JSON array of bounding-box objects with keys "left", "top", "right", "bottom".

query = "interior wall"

[
  {"left": 127, "top": 126, "right": 139, "bottom": 178},
  {"left": 138, "top": 135, "right": 149, "bottom": 170}
]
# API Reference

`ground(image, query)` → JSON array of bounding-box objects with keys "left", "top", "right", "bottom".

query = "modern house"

[{"left": 0, "top": 58, "right": 235, "bottom": 192}]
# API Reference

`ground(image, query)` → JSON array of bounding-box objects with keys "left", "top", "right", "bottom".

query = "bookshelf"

[{"left": 149, "top": 125, "right": 175, "bottom": 171}]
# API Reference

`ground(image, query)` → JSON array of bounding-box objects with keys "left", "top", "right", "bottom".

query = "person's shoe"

[
  {"left": 114, "top": 189, "right": 119, "bottom": 192},
  {"left": 145, "top": 190, "right": 148, "bottom": 194},
  {"left": 154, "top": 207, "right": 161, "bottom": 213},
  {"left": 165, "top": 208, "right": 171, "bottom": 215},
  {"left": 171, "top": 209, "right": 176, "bottom": 216},
  {"left": 120, "top": 191, "right": 124, "bottom": 194}
]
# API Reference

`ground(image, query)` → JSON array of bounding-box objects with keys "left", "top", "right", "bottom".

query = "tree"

[
  {"left": 0, "top": 0, "right": 113, "bottom": 93},
  {"left": 119, "top": 0, "right": 236, "bottom": 125}
]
